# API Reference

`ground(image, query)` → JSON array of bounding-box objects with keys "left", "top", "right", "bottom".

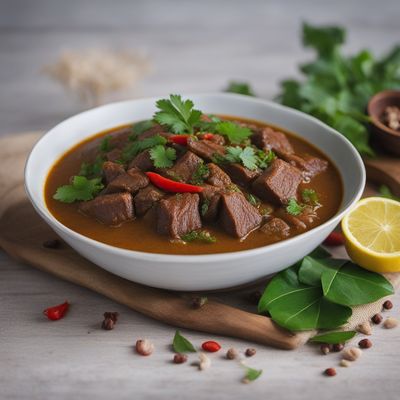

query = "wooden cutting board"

[{"left": 0, "top": 132, "right": 399, "bottom": 349}]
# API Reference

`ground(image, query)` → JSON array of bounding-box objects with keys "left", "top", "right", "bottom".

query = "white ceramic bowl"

[{"left": 25, "top": 93, "right": 365, "bottom": 291}]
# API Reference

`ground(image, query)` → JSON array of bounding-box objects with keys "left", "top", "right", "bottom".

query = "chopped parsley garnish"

[
  {"left": 302, "top": 188, "right": 319, "bottom": 205},
  {"left": 181, "top": 230, "right": 216, "bottom": 243},
  {"left": 153, "top": 94, "right": 202, "bottom": 134},
  {"left": 215, "top": 121, "right": 252, "bottom": 144},
  {"left": 201, "top": 200, "right": 210, "bottom": 216},
  {"left": 120, "top": 134, "right": 167, "bottom": 163},
  {"left": 149, "top": 145, "right": 176, "bottom": 168},
  {"left": 246, "top": 193, "right": 260, "bottom": 207},
  {"left": 99, "top": 136, "right": 113, "bottom": 152},
  {"left": 195, "top": 115, "right": 222, "bottom": 132},
  {"left": 255, "top": 149, "right": 276, "bottom": 169},
  {"left": 132, "top": 120, "right": 155, "bottom": 136},
  {"left": 286, "top": 198, "right": 305, "bottom": 216},
  {"left": 53, "top": 176, "right": 104, "bottom": 203},
  {"left": 224, "top": 81, "right": 255, "bottom": 97},
  {"left": 190, "top": 163, "right": 210, "bottom": 185}
]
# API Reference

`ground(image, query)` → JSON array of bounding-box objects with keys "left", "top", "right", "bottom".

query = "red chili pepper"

[
  {"left": 146, "top": 172, "right": 204, "bottom": 193},
  {"left": 201, "top": 133, "right": 215, "bottom": 140},
  {"left": 201, "top": 340, "right": 221, "bottom": 352},
  {"left": 323, "top": 231, "right": 345, "bottom": 246},
  {"left": 169, "top": 134, "right": 190, "bottom": 146},
  {"left": 43, "top": 301, "right": 70, "bottom": 321}
]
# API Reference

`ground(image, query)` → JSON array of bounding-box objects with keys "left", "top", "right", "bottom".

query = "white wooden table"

[{"left": 1, "top": 1, "right": 399, "bottom": 399}]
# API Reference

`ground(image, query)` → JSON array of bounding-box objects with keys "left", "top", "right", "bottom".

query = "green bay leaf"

[
  {"left": 310, "top": 330, "right": 356, "bottom": 344},
  {"left": 298, "top": 257, "right": 347, "bottom": 286},
  {"left": 321, "top": 262, "right": 394, "bottom": 306},
  {"left": 172, "top": 330, "right": 196, "bottom": 353}
]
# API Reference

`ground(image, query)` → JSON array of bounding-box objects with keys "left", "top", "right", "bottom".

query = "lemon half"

[{"left": 342, "top": 197, "right": 400, "bottom": 273}]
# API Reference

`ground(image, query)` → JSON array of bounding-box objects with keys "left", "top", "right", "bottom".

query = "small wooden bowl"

[{"left": 367, "top": 90, "right": 400, "bottom": 156}]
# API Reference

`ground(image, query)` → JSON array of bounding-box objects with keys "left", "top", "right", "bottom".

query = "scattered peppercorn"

[
  {"left": 383, "top": 300, "right": 393, "bottom": 310},
  {"left": 324, "top": 368, "right": 337, "bottom": 377},
  {"left": 320, "top": 344, "right": 331, "bottom": 355},
  {"left": 248, "top": 290, "right": 262, "bottom": 305},
  {"left": 358, "top": 339, "right": 372, "bottom": 349},
  {"left": 101, "top": 311, "right": 119, "bottom": 330},
  {"left": 226, "top": 348, "right": 238, "bottom": 360},
  {"left": 173, "top": 353, "right": 188, "bottom": 364},
  {"left": 332, "top": 343, "right": 344, "bottom": 352},
  {"left": 245, "top": 348, "right": 256, "bottom": 357},
  {"left": 372, "top": 313, "right": 383, "bottom": 324},
  {"left": 202, "top": 340, "right": 221, "bottom": 352},
  {"left": 42, "top": 239, "right": 62, "bottom": 249},
  {"left": 190, "top": 296, "right": 208, "bottom": 309}
]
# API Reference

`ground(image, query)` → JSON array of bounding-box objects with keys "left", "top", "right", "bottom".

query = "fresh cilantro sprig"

[
  {"left": 149, "top": 145, "right": 176, "bottom": 168},
  {"left": 79, "top": 136, "right": 113, "bottom": 178},
  {"left": 153, "top": 94, "right": 202, "bottom": 134},
  {"left": 132, "top": 120, "right": 155, "bottom": 137},
  {"left": 121, "top": 134, "right": 167, "bottom": 163},
  {"left": 215, "top": 121, "right": 252, "bottom": 144},
  {"left": 181, "top": 230, "right": 217, "bottom": 243},
  {"left": 286, "top": 198, "right": 305, "bottom": 216},
  {"left": 277, "top": 23, "right": 400, "bottom": 156},
  {"left": 53, "top": 176, "right": 104, "bottom": 203}
]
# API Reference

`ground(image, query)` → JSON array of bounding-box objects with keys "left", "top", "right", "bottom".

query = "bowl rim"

[
  {"left": 25, "top": 92, "right": 366, "bottom": 263},
  {"left": 367, "top": 89, "right": 400, "bottom": 138}
]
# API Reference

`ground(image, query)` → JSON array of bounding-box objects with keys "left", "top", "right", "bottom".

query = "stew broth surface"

[{"left": 45, "top": 116, "right": 343, "bottom": 255}]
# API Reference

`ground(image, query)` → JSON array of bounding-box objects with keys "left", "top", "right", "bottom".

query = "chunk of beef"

[
  {"left": 260, "top": 217, "right": 290, "bottom": 241},
  {"left": 108, "top": 128, "right": 132, "bottom": 149},
  {"left": 79, "top": 192, "right": 134, "bottom": 226},
  {"left": 156, "top": 193, "right": 202, "bottom": 238},
  {"left": 163, "top": 151, "right": 203, "bottom": 183},
  {"left": 275, "top": 206, "right": 318, "bottom": 232},
  {"left": 281, "top": 153, "right": 328, "bottom": 179},
  {"left": 251, "top": 127, "right": 294, "bottom": 156},
  {"left": 128, "top": 150, "right": 154, "bottom": 172},
  {"left": 187, "top": 137, "right": 225, "bottom": 161},
  {"left": 219, "top": 192, "right": 262, "bottom": 238},
  {"left": 102, "top": 161, "right": 125, "bottom": 185},
  {"left": 252, "top": 159, "right": 302, "bottom": 205},
  {"left": 106, "top": 168, "right": 149, "bottom": 194},
  {"left": 206, "top": 163, "right": 231, "bottom": 187},
  {"left": 199, "top": 184, "right": 223, "bottom": 222},
  {"left": 134, "top": 184, "right": 165, "bottom": 216},
  {"left": 222, "top": 163, "right": 261, "bottom": 187},
  {"left": 105, "top": 148, "right": 122, "bottom": 163}
]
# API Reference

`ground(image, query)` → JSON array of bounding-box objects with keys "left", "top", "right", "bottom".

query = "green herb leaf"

[
  {"left": 220, "top": 146, "right": 261, "bottom": 171},
  {"left": 286, "top": 198, "right": 305, "bottom": 216},
  {"left": 258, "top": 265, "right": 351, "bottom": 331},
  {"left": 121, "top": 134, "right": 167, "bottom": 162},
  {"left": 225, "top": 81, "right": 255, "bottom": 96},
  {"left": 153, "top": 94, "right": 202, "bottom": 134},
  {"left": 321, "top": 261, "right": 394, "bottom": 306},
  {"left": 310, "top": 331, "right": 356, "bottom": 344},
  {"left": 172, "top": 330, "right": 196, "bottom": 353},
  {"left": 309, "top": 246, "right": 331, "bottom": 259},
  {"left": 181, "top": 230, "right": 217, "bottom": 244},
  {"left": 149, "top": 145, "right": 176, "bottom": 168},
  {"left": 302, "top": 189, "right": 319, "bottom": 205},
  {"left": 53, "top": 176, "right": 104, "bottom": 203},
  {"left": 190, "top": 163, "right": 210, "bottom": 185},
  {"left": 243, "top": 366, "right": 262, "bottom": 382},
  {"left": 99, "top": 136, "right": 113, "bottom": 153},
  {"left": 298, "top": 256, "right": 347, "bottom": 286},
  {"left": 132, "top": 120, "right": 155, "bottom": 136},
  {"left": 246, "top": 193, "right": 260, "bottom": 207},
  {"left": 79, "top": 155, "right": 105, "bottom": 178},
  {"left": 215, "top": 121, "right": 252, "bottom": 144},
  {"left": 256, "top": 150, "right": 276, "bottom": 169},
  {"left": 201, "top": 200, "right": 209, "bottom": 216},
  {"left": 379, "top": 185, "right": 400, "bottom": 201}
]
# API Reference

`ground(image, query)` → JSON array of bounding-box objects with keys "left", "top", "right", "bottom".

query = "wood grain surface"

[{"left": 1, "top": 1, "right": 400, "bottom": 400}]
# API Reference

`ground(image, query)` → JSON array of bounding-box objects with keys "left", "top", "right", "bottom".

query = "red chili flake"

[
  {"left": 323, "top": 232, "right": 345, "bottom": 246},
  {"left": 202, "top": 133, "right": 215, "bottom": 140},
  {"left": 201, "top": 340, "right": 221, "bottom": 352},
  {"left": 43, "top": 301, "right": 70, "bottom": 321}
]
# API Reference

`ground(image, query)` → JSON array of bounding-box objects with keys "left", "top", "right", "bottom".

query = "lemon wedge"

[{"left": 342, "top": 197, "right": 400, "bottom": 273}]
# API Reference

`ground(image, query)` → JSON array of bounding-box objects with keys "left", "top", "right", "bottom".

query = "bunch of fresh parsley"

[{"left": 276, "top": 23, "right": 400, "bottom": 156}]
